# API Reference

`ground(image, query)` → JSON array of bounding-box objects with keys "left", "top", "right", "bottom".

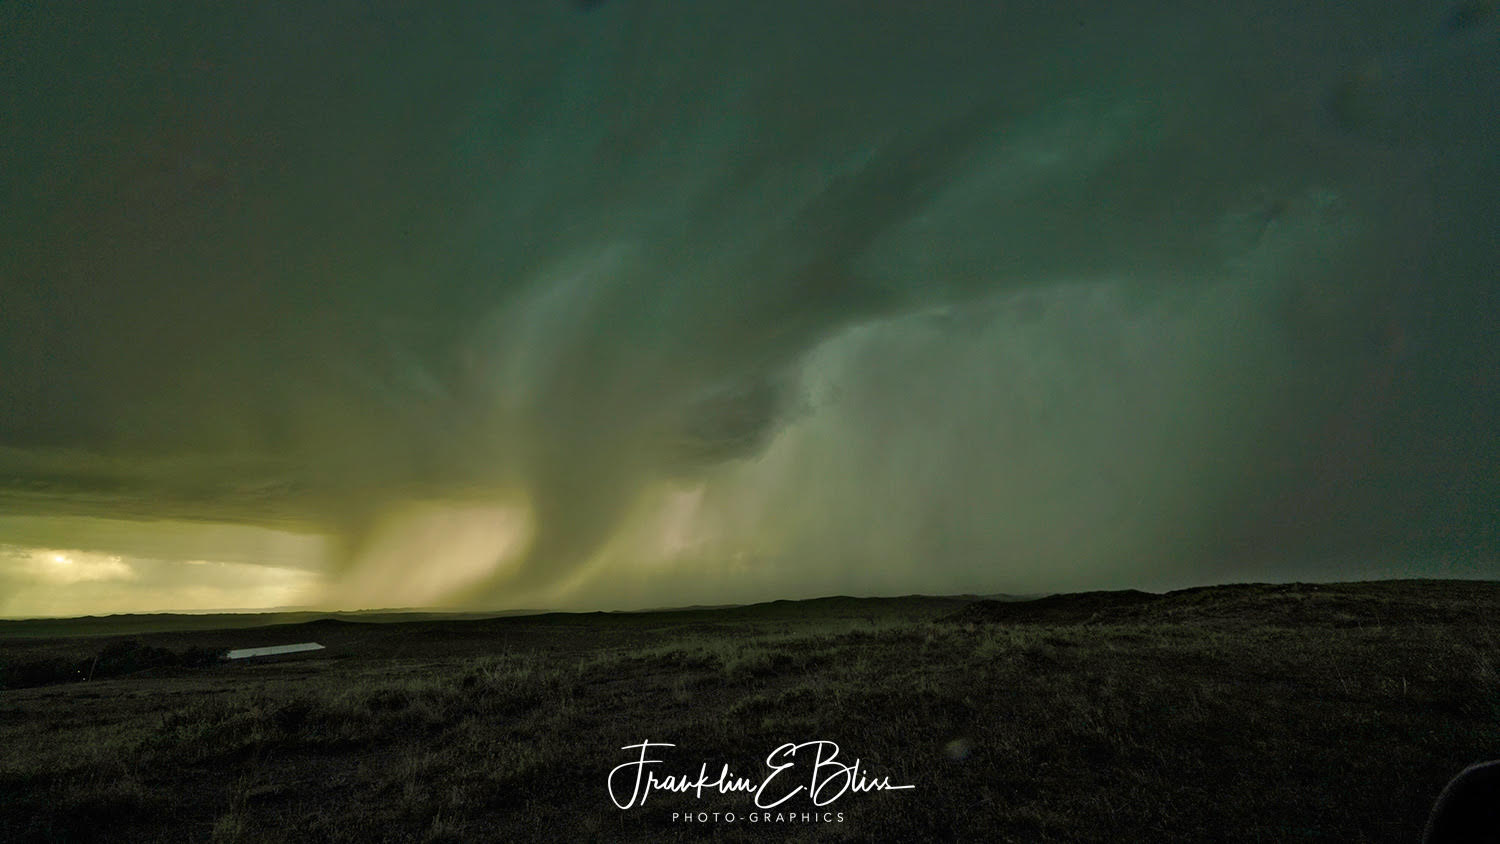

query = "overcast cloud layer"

[{"left": 2, "top": 1, "right": 1497, "bottom": 613}]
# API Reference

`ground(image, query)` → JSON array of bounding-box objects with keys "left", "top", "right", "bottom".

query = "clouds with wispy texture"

[
  {"left": 2, "top": 1, "right": 1497, "bottom": 614},
  {"left": 0, "top": 516, "right": 327, "bottom": 615},
  {"left": 0, "top": 545, "right": 319, "bottom": 617}
]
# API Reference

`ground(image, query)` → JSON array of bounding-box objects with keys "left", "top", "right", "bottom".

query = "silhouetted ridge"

[
  {"left": 948, "top": 580, "right": 1500, "bottom": 627},
  {"left": 949, "top": 590, "right": 1157, "bottom": 625}
]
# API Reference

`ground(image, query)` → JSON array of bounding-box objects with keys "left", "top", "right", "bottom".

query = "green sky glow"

[{"left": 2, "top": 1, "right": 1497, "bottom": 615}]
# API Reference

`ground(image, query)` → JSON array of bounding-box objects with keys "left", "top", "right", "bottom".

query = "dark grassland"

[{"left": 1, "top": 581, "right": 1498, "bottom": 842}]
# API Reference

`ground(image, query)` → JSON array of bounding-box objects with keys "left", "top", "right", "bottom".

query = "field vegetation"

[{"left": 1, "top": 581, "right": 1497, "bottom": 842}]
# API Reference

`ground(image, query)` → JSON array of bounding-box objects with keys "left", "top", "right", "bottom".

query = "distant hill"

[
  {"left": 949, "top": 579, "right": 1500, "bottom": 627},
  {"left": 0, "top": 608, "right": 548, "bottom": 640},
  {"left": 13, "top": 582, "right": 1493, "bottom": 644},
  {"left": 0, "top": 593, "right": 1006, "bottom": 640}
]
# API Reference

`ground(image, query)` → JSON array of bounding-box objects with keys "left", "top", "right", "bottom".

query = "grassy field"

[{"left": 1, "top": 581, "right": 1497, "bottom": 842}]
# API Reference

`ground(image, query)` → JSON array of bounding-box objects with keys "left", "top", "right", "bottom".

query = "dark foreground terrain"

[{"left": 2, "top": 580, "right": 1498, "bottom": 842}]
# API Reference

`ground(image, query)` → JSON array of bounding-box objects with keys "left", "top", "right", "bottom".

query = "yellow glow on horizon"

[
  {"left": 0, "top": 545, "right": 322, "bottom": 617},
  {"left": 18, "top": 548, "right": 134, "bottom": 585}
]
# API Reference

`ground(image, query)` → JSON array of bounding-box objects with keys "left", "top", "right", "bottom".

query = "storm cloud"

[{"left": 2, "top": 1, "right": 1496, "bottom": 611}]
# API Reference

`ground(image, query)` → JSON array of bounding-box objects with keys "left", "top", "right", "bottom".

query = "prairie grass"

[{"left": 1, "top": 581, "right": 1497, "bottom": 842}]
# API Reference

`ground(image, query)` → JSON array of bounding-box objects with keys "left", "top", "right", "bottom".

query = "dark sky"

[{"left": 2, "top": 1, "right": 1497, "bottom": 614}]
